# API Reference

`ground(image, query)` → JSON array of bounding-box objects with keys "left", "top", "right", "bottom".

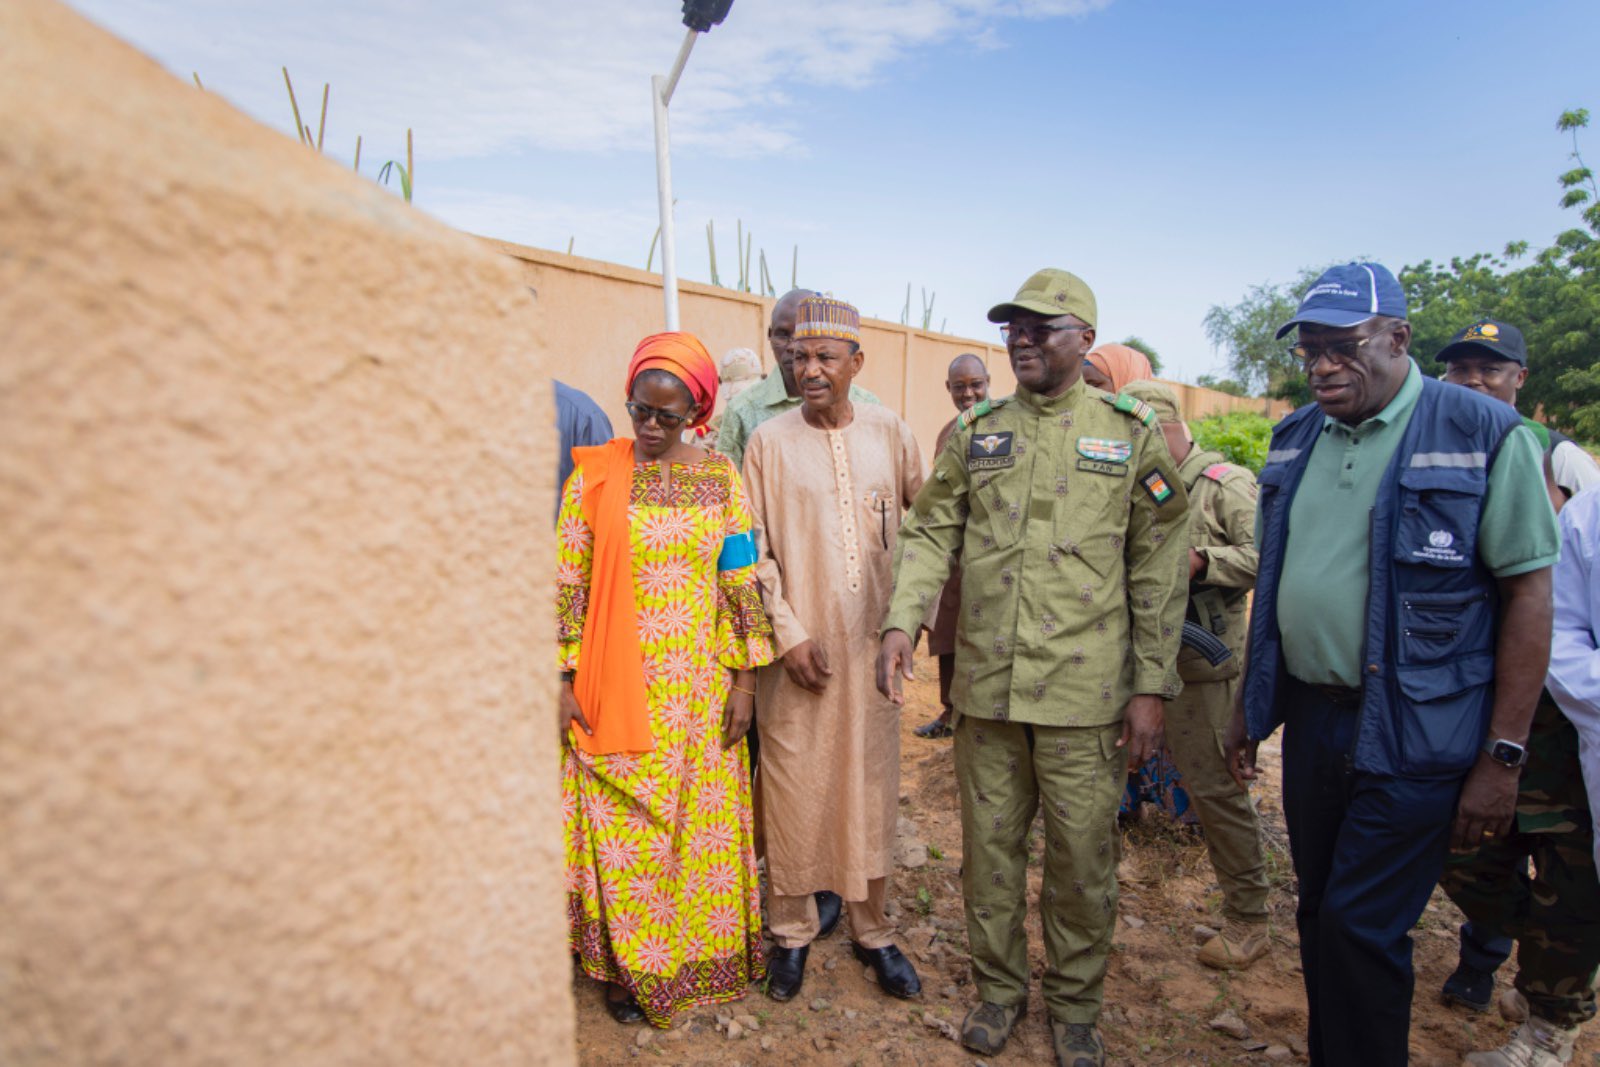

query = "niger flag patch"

[{"left": 1141, "top": 470, "right": 1174, "bottom": 504}]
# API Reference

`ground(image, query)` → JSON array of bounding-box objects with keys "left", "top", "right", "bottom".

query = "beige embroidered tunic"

[{"left": 742, "top": 404, "right": 924, "bottom": 899}]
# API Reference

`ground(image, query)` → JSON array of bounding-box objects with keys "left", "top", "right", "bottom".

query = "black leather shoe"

[
  {"left": 603, "top": 984, "right": 646, "bottom": 1024},
  {"left": 766, "top": 944, "right": 809, "bottom": 1002},
  {"left": 852, "top": 942, "right": 922, "bottom": 999},
  {"left": 1442, "top": 962, "right": 1495, "bottom": 1012},
  {"left": 815, "top": 890, "right": 843, "bottom": 938}
]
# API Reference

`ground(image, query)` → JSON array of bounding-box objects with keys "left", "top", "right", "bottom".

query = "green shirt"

[
  {"left": 884, "top": 380, "right": 1191, "bottom": 727},
  {"left": 715, "top": 370, "right": 880, "bottom": 472},
  {"left": 1275, "top": 361, "right": 1560, "bottom": 686}
]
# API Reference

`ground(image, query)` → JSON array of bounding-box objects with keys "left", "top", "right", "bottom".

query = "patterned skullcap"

[
  {"left": 719, "top": 347, "right": 761, "bottom": 383},
  {"left": 792, "top": 296, "right": 861, "bottom": 344}
]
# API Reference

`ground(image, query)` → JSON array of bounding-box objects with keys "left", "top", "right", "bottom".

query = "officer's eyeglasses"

[
  {"left": 626, "top": 401, "right": 692, "bottom": 430},
  {"left": 1000, "top": 321, "right": 1090, "bottom": 344},
  {"left": 1288, "top": 333, "right": 1383, "bottom": 373}
]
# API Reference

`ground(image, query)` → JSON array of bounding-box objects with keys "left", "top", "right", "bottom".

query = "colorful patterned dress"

[{"left": 556, "top": 449, "right": 774, "bottom": 1027}]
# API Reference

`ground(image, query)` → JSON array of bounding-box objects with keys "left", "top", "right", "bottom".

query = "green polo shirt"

[{"left": 1271, "top": 361, "right": 1559, "bottom": 687}]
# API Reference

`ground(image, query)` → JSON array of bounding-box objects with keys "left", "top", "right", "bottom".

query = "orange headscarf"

[
  {"left": 1085, "top": 344, "right": 1154, "bottom": 393},
  {"left": 626, "top": 332, "right": 719, "bottom": 430},
  {"left": 567, "top": 332, "right": 720, "bottom": 756}
]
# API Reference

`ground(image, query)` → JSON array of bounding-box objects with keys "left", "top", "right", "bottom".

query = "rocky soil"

[{"left": 572, "top": 652, "right": 1596, "bottom": 1066}]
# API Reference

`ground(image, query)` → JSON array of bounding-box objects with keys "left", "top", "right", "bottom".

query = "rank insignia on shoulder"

[
  {"left": 1106, "top": 392, "right": 1159, "bottom": 428},
  {"left": 1201, "top": 463, "right": 1232, "bottom": 482},
  {"left": 1141, "top": 469, "right": 1175, "bottom": 504},
  {"left": 955, "top": 395, "right": 1008, "bottom": 431},
  {"left": 1077, "top": 437, "right": 1132, "bottom": 464}
]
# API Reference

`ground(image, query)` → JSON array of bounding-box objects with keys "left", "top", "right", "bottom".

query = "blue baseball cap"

[{"left": 1274, "top": 262, "right": 1408, "bottom": 339}]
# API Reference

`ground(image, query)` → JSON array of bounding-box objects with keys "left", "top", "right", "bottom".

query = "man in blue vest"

[{"left": 1222, "top": 263, "right": 1560, "bottom": 1066}]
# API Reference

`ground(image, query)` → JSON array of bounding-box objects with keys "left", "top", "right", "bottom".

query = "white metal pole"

[
  {"left": 652, "top": 74, "right": 679, "bottom": 330},
  {"left": 652, "top": 29, "right": 699, "bottom": 331},
  {"left": 662, "top": 28, "right": 698, "bottom": 104}
]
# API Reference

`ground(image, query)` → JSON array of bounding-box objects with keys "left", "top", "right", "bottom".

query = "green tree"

[
  {"left": 1201, "top": 265, "right": 1328, "bottom": 407},
  {"left": 1202, "top": 109, "right": 1600, "bottom": 438},
  {"left": 1402, "top": 109, "right": 1600, "bottom": 436},
  {"left": 1118, "top": 335, "right": 1163, "bottom": 375},
  {"left": 1195, "top": 373, "right": 1249, "bottom": 397}
]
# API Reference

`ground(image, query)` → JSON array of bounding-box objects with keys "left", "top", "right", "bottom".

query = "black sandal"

[
  {"left": 914, "top": 716, "right": 953, "bottom": 739},
  {"left": 604, "top": 983, "right": 646, "bottom": 1024}
]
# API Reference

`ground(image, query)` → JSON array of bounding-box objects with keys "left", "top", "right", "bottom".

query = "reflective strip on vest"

[
  {"left": 1265, "top": 448, "right": 1302, "bottom": 464},
  {"left": 1408, "top": 451, "right": 1487, "bottom": 469}
]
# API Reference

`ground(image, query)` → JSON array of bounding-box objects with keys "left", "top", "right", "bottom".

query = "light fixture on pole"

[{"left": 652, "top": 0, "right": 733, "bottom": 330}]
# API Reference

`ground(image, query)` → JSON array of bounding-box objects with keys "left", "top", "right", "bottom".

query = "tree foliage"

[
  {"left": 1203, "top": 108, "right": 1600, "bottom": 439},
  {"left": 1118, "top": 335, "right": 1163, "bottom": 375},
  {"left": 1201, "top": 266, "right": 1326, "bottom": 407},
  {"left": 1195, "top": 373, "right": 1250, "bottom": 397}
]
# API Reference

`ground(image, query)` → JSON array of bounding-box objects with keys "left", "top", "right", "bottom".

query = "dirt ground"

[{"left": 572, "top": 652, "right": 1597, "bottom": 1066}]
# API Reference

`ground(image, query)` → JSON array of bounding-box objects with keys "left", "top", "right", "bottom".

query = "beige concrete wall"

[
  {"left": 0, "top": 3, "right": 573, "bottom": 1065},
  {"left": 490, "top": 241, "right": 1288, "bottom": 465}
]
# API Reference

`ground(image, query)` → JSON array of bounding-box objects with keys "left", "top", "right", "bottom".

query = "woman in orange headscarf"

[
  {"left": 556, "top": 332, "right": 775, "bottom": 1028},
  {"left": 1082, "top": 342, "right": 1154, "bottom": 393}
]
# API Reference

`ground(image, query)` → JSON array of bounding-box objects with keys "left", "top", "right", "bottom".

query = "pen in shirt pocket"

[{"left": 865, "top": 489, "right": 891, "bottom": 549}]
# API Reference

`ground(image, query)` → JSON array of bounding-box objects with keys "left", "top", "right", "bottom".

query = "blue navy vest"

[{"left": 1244, "top": 376, "right": 1522, "bottom": 777}]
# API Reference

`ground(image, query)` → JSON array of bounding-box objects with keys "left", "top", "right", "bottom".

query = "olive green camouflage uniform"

[
  {"left": 1165, "top": 445, "right": 1272, "bottom": 924},
  {"left": 1440, "top": 693, "right": 1600, "bottom": 1028},
  {"left": 884, "top": 379, "right": 1190, "bottom": 1024}
]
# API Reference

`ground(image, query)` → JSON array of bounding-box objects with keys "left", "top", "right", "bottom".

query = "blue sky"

[{"left": 69, "top": 0, "right": 1600, "bottom": 381}]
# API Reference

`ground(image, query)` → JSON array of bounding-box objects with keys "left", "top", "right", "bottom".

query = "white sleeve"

[
  {"left": 1547, "top": 491, "right": 1600, "bottom": 869},
  {"left": 1552, "top": 440, "right": 1600, "bottom": 499},
  {"left": 1548, "top": 495, "right": 1600, "bottom": 717}
]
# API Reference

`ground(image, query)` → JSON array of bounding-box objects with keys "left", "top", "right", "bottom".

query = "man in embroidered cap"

[
  {"left": 1222, "top": 263, "right": 1560, "bottom": 1066},
  {"left": 742, "top": 296, "right": 925, "bottom": 1003},
  {"left": 878, "top": 268, "right": 1190, "bottom": 1067},
  {"left": 1119, "top": 379, "right": 1272, "bottom": 971},
  {"left": 715, "top": 289, "right": 880, "bottom": 472}
]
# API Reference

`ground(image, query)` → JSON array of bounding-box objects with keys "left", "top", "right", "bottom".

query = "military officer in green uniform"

[
  {"left": 1119, "top": 380, "right": 1273, "bottom": 970},
  {"left": 876, "top": 269, "right": 1190, "bottom": 1067}
]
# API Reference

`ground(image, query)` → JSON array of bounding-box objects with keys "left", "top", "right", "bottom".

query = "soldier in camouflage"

[
  {"left": 1119, "top": 381, "right": 1273, "bottom": 971},
  {"left": 1440, "top": 690, "right": 1598, "bottom": 1065},
  {"left": 875, "top": 269, "right": 1190, "bottom": 1067}
]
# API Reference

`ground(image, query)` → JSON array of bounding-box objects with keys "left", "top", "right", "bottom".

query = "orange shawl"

[{"left": 568, "top": 438, "right": 653, "bottom": 756}]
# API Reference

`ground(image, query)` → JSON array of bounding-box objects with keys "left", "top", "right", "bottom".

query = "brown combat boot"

[
  {"left": 1050, "top": 1020, "right": 1106, "bottom": 1067},
  {"left": 960, "top": 1000, "right": 1025, "bottom": 1056},
  {"left": 1197, "top": 919, "right": 1270, "bottom": 971},
  {"left": 1464, "top": 1016, "right": 1579, "bottom": 1066}
]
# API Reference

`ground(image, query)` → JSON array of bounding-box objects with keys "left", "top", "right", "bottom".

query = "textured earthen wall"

[
  {"left": 0, "top": 2, "right": 573, "bottom": 1064},
  {"left": 493, "top": 242, "right": 1285, "bottom": 463}
]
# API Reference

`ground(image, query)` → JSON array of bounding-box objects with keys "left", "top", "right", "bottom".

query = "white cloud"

[{"left": 69, "top": 0, "right": 1112, "bottom": 161}]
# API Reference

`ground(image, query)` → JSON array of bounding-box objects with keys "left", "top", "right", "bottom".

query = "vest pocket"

[
  {"left": 1396, "top": 588, "right": 1491, "bottom": 665},
  {"left": 1394, "top": 652, "right": 1495, "bottom": 775},
  {"left": 1393, "top": 468, "right": 1485, "bottom": 569}
]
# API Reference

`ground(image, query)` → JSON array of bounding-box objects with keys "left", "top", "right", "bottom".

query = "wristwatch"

[
  {"left": 1481, "top": 737, "right": 1528, "bottom": 768},
  {"left": 559, "top": 669, "right": 576, "bottom": 684}
]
